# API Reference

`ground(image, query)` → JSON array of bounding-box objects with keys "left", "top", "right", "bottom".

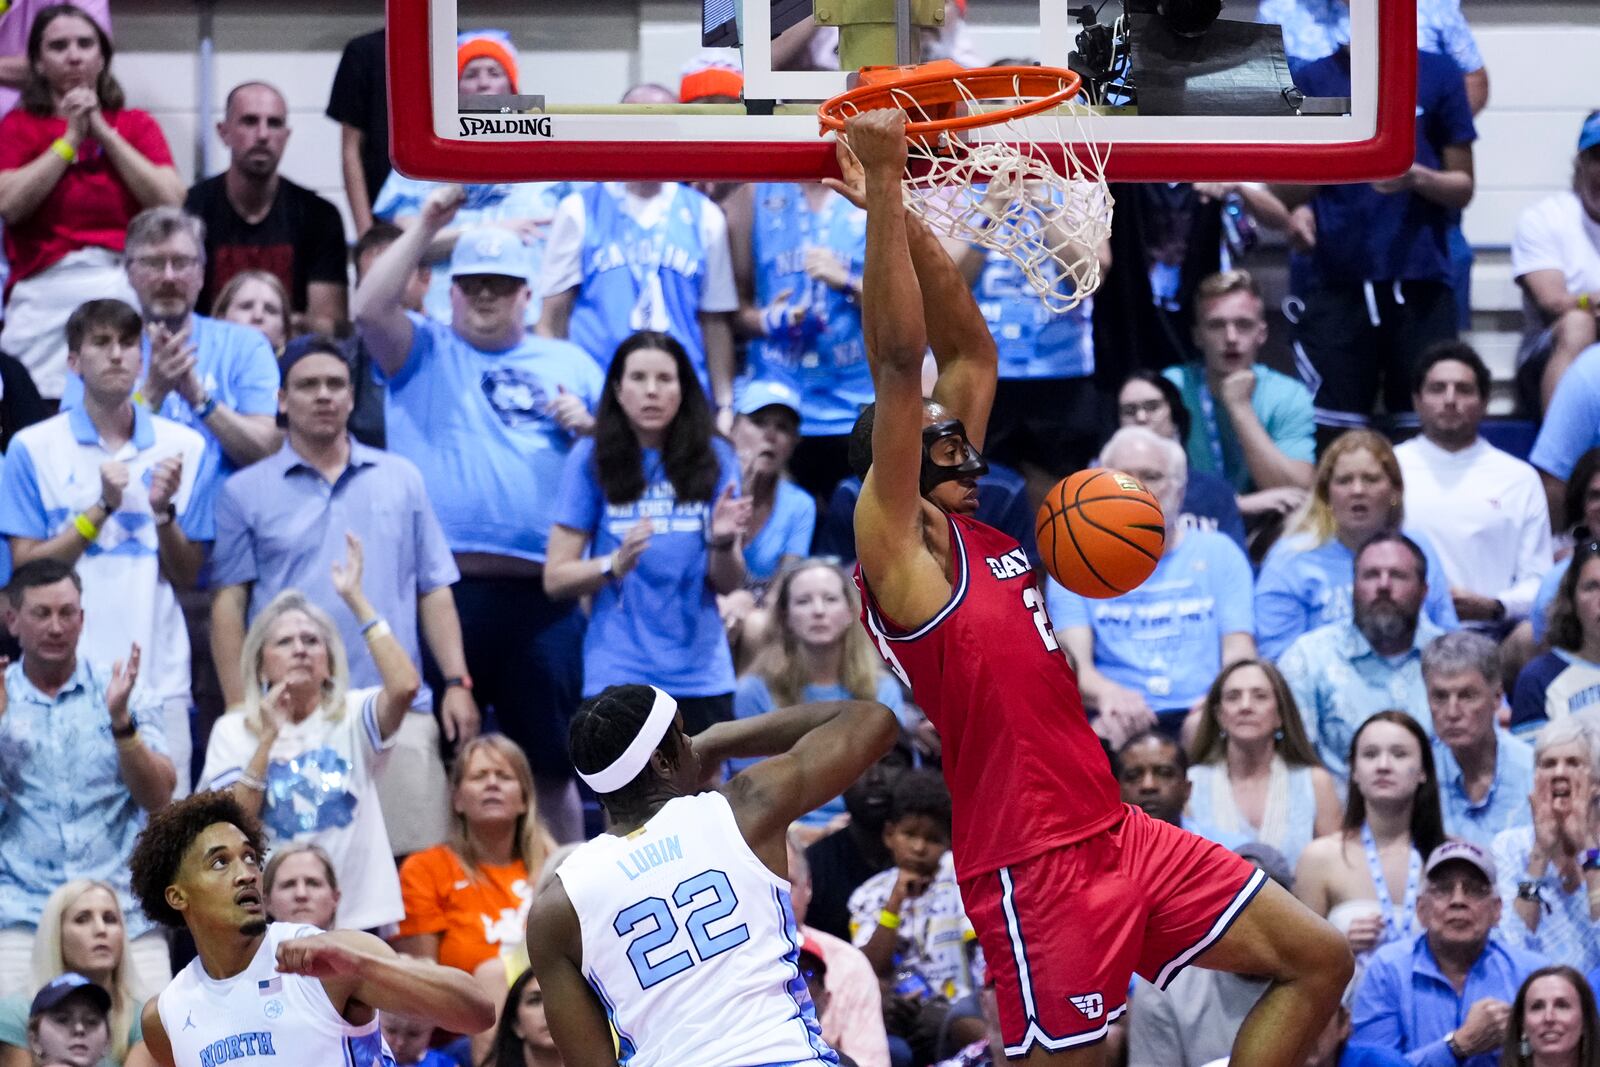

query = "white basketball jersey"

[
  {"left": 556, "top": 790, "right": 836, "bottom": 1067},
  {"left": 156, "top": 922, "right": 396, "bottom": 1067}
]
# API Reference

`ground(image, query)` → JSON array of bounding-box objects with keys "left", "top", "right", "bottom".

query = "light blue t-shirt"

[
  {"left": 1047, "top": 528, "right": 1254, "bottom": 715},
  {"left": 381, "top": 313, "right": 604, "bottom": 561},
  {"left": 976, "top": 251, "right": 1094, "bottom": 381},
  {"left": 746, "top": 184, "right": 872, "bottom": 438},
  {"left": 730, "top": 674, "right": 906, "bottom": 824},
  {"left": 372, "top": 175, "right": 570, "bottom": 326},
  {"left": 1532, "top": 557, "right": 1569, "bottom": 644},
  {"left": 1254, "top": 527, "right": 1461, "bottom": 662},
  {"left": 744, "top": 479, "right": 816, "bottom": 585},
  {"left": 554, "top": 436, "right": 741, "bottom": 697},
  {"left": 1530, "top": 344, "right": 1600, "bottom": 483},
  {"left": 1163, "top": 363, "right": 1317, "bottom": 493},
  {"left": 61, "top": 312, "right": 280, "bottom": 482}
]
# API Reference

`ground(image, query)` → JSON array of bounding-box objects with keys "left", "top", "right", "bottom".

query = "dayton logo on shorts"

[{"left": 1068, "top": 993, "right": 1104, "bottom": 1020}]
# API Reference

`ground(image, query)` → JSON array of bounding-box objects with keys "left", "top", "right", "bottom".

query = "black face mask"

[{"left": 920, "top": 418, "right": 989, "bottom": 498}]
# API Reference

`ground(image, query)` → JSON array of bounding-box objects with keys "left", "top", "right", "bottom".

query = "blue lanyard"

[
  {"left": 1361, "top": 824, "right": 1421, "bottom": 943},
  {"left": 1195, "top": 383, "right": 1227, "bottom": 475}
]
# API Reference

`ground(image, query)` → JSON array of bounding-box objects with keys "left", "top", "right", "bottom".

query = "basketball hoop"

[{"left": 819, "top": 61, "right": 1114, "bottom": 313}]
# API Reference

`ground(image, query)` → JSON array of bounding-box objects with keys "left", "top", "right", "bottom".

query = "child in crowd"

[{"left": 849, "top": 770, "right": 984, "bottom": 1065}]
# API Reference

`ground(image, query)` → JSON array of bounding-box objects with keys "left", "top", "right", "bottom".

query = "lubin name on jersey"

[{"left": 616, "top": 834, "right": 684, "bottom": 881}]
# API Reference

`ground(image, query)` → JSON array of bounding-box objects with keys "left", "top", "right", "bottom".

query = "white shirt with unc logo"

[
  {"left": 157, "top": 922, "right": 394, "bottom": 1067},
  {"left": 556, "top": 790, "right": 836, "bottom": 1067}
]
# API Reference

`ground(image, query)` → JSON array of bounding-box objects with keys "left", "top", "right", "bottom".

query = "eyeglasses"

[
  {"left": 1423, "top": 876, "right": 1494, "bottom": 899},
  {"left": 454, "top": 274, "right": 523, "bottom": 298},
  {"left": 130, "top": 254, "right": 200, "bottom": 274},
  {"left": 1117, "top": 398, "right": 1168, "bottom": 420}
]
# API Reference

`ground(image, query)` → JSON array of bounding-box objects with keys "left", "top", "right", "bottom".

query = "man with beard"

[
  {"left": 803, "top": 743, "right": 912, "bottom": 942},
  {"left": 1280, "top": 532, "right": 1448, "bottom": 782},
  {"left": 184, "top": 81, "right": 348, "bottom": 334},
  {"left": 128, "top": 791, "right": 494, "bottom": 1067}
]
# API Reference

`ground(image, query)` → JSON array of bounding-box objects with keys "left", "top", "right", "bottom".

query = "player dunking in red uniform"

[{"left": 831, "top": 110, "right": 1352, "bottom": 1065}]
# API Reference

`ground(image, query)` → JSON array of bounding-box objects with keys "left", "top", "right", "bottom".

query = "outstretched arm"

[
  {"left": 907, "top": 204, "right": 997, "bottom": 451},
  {"left": 275, "top": 929, "right": 496, "bottom": 1035},
  {"left": 830, "top": 113, "right": 952, "bottom": 619},
  {"left": 709, "top": 699, "right": 899, "bottom": 875}
]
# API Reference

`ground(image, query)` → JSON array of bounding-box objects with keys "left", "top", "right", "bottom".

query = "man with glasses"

[
  {"left": 1350, "top": 841, "right": 1547, "bottom": 1066},
  {"left": 354, "top": 184, "right": 603, "bottom": 841},
  {"left": 61, "top": 206, "right": 282, "bottom": 478},
  {"left": 1162, "top": 270, "right": 1316, "bottom": 523}
]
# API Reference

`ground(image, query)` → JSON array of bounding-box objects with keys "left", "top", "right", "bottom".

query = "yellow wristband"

[
  {"left": 878, "top": 909, "right": 901, "bottom": 930},
  {"left": 1580, "top": 292, "right": 1593, "bottom": 313},
  {"left": 73, "top": 513, "right": 99, "bottom": 541},
  {"left": 49, "top": 138, "right": 76, "bottom": 164}
]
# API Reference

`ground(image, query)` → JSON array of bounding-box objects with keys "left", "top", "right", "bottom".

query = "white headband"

[{"left": 577, "top": 687, "right": 679, "bottom": 794}]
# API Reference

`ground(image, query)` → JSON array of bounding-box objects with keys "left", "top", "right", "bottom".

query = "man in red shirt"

[{"left": 837, "top": 109, "right": 1351, "bottom": 1065}]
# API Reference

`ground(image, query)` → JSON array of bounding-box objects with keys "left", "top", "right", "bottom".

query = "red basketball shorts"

[{"left": 959, "top": 804, "right": 1265, "bottom": 1057}]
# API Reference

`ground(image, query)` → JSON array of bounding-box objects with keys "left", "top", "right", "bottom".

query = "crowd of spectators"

[{"left": 1, "top": 3, "right": 1599, "bottom": 1067}]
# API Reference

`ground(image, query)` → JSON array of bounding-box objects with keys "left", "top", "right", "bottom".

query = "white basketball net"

[{"left": 832, "top": 71, "right": 1114, "bottom": 314}]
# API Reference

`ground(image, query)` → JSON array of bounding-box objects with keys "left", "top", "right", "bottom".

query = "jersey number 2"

[
  {"left": 613, "top": 870, "right": 752, "bottom": 989},
  {"left": 1022, "top": 586, "right": 1059, "bottom": 651}
]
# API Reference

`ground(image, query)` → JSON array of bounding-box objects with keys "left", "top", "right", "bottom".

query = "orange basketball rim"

[{"left": 817, "top": 60, "right": 1083, "bottom": 138}]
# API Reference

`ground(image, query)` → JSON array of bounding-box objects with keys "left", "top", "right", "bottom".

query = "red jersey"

[{"left": 856, "top": 513, "right": 1121, "bottom": 880}]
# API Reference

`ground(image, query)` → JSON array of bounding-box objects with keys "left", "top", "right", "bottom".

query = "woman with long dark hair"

[
  {"left": 480, "top": 968, "right": 560, "bottom": 1067},
  {"left": 1501, "top": 966, "right": 1600, "bottom": 1067},
  {"left": 1513, "top": 540, "right": 1600, "bottom": 733},
  {"left": 546, "top": 331, "right": 749, "bottom": 733},
  {"left": 1293, "top": 710, "right": 1446, "bottom": 959},
  {"left": 0, "top": 3, "right": 183, "bottom": 397},
  {"left": 1187, "top": 658, "right": 1342, "bottom": 868}
]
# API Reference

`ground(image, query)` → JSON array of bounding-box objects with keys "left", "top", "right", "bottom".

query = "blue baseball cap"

[
  {"left": 29, "top": 973, "right": 111, "bottom": 1019},
  {"left": 448, "top": 227, "right": 533, "bottom": 281},
  {"left": 1580, "top": 111, "right": 1600, "bottom": 154},
  {"left": 734, "top": 379, "right": 801, "bottom": 418}
]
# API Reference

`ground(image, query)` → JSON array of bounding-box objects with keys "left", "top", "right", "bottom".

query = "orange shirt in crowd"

[{"left": 398, "top": 844, "right": 532, "bottom": 974}]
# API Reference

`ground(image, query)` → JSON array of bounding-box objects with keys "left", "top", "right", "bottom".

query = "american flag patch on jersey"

[{"left": 258, "top": 977, "right": 282, "bottom": 996}]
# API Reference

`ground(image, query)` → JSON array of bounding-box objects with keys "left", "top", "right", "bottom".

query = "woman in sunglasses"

[{"left": 1511, "top": 539, "right": 1600, "bottom": 734}]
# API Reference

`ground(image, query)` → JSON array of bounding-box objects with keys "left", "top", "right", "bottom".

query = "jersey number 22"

[{"left": 614, "top": 870, "right": 751, "bottom": 989}]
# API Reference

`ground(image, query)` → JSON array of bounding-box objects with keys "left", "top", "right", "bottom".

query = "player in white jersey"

[
  {"left": 528, "top": 684, "right": 898, "bottom": 1067},
  {"left": 127, "top": 791, "right": 496, "bottom": 1067}
]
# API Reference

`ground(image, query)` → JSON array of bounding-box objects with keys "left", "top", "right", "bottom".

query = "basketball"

[{"left": 1035, "top": 468, "right": 1166, "bottom": 598}]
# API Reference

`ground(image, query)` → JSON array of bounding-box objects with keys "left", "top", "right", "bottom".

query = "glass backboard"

[{"left": 388, "top": 0, "right": 1418, "bottom": 184}]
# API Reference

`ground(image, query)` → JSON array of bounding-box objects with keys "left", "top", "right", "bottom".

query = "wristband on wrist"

[
  {"left": 192, "top": 393, "right": 218, "bottom": 420},
  {"left": 707, "top": 534, "right": 737, "bottom": 551},
  {"left": 1580, "top": 292, "right": 1592, "bottom": 313},
  {"left": 154, "top": 503, "right": 176, "bottom": 528},
  {"left": 236, "top": 770, "right": 267, "bottom": 791},
  {"left": 598, "top": 553, "right": 616, "bottom": 577},
  {"left": 1444, "top": 1031, "right": 1465, "bottom": 1061},
  {"left": 361, "top": 619, "right": 392, "bottom": 642},
  {"left": 49, "top": 137, "right": 76, "bottom": 164},
  {"left": 444, "top": 675, "right": 473, "bottom": 692},
  {"left": 110, "top": 718, "right": 138, "bottom": 740},
  {"left": 73, "top": 513, "right": 100, "bottom": 541},
  {"left": 877, "top": 909, "right": 901, "bottom": 930}
]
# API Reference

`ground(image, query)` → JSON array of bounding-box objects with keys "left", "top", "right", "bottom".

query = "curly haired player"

[
  {"left": 834, "top": 108, "right": 1352, "bottom": 1065},
  {"left": 127, "top": 791, "right": 493, "bottom": 1067}
]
